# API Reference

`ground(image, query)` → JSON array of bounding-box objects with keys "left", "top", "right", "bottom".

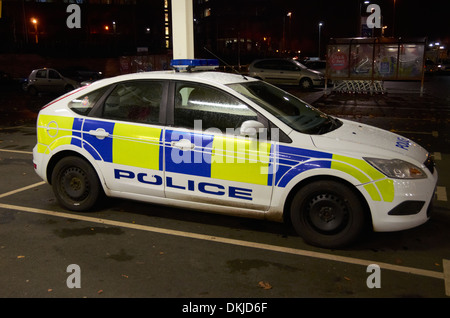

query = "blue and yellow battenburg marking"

[{"left": 37, "top": 115, "right": 394, "bottom": 203}]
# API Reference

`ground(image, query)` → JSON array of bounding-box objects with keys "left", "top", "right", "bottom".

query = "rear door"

[
  {"left": 257, "top": 60, "right": 300, "bottom": 85},
  {"left": 275, "top": 60, "right": 301, "bottom": 84},
  {"left": 73, "top": 80, "right": 168, "bottom": 198},
  {"left": 47, "top": 69, "right": 66, "bottom": 92}
]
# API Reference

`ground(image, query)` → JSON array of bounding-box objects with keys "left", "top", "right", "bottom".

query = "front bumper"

[
  {"left": 363, "top": 168, "right": 438, "bottom": 232},
  {"left": 312, "top": 78, "right": 325, "bottom": 86}
]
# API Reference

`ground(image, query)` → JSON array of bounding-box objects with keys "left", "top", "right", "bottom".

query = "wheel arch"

[
  {"left": 46, "top": 150, "right": 98, "bottom": 186},
  {"left": 282, "top": 174, "right": 372, "bottom": 228}
]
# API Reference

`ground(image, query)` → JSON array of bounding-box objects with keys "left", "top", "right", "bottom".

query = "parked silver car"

[
  {"left": 303, "top": 59, "right": 327, "bottom": 74},
  {"left": 248, "top": 58, "right": 324, "bottom": 89},
  {"left": 25, "top": 68, "right": 80, "bottom": 95}
]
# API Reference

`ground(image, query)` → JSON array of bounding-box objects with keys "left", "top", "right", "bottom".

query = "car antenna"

[{"left": 203, "top": 47, "right": 248, "bottom": 80}]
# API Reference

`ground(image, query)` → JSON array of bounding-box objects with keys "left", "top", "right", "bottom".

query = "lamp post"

[
  {"left": 282, "top": 12, "right": 292, "bottom": 53},
  {"left": 31, "top": 18, "right": 38, "bottom": 44},
  {"left": 287, "top": 12, "right": 292, "bottom": 52},
  {"left": 318, "top": 22, "right": 323, "bottom": 58},
  {"left": 393, "top": 0, "right": 396, "bottom": 37}
]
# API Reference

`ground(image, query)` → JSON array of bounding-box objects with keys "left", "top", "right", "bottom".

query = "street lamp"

[
  {"left": 31, "top": 18, "right": 38, "bottom": 44},
  {"left": 393, "top": 0, "right": 396, "bottom": 37},
  {"left": 318, "top": 22, "right": 323, "bottom": 58},
  {"left": 282, "top": 12, "right": 292, "bottom": 53},
  {"left": 287, "top": 12, "right": 292, "bottom": 52}
]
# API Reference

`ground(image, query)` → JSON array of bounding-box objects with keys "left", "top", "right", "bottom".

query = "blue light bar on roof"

[{"left": 170, "top": 59, "right": 219, "bottom": 72}]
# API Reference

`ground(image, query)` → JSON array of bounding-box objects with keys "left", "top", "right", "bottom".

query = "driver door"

[{"left": 165, "top": 82, "right": 274, "bottom": 211}]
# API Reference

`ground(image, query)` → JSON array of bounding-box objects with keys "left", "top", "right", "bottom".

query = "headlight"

[{"left": 364, "top": 158, "right": 426, "bottom": 179}]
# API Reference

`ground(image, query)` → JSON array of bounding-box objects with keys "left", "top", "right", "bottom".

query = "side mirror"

[{"left": 240, "top": 120, "right": 265, "bottom": 137}]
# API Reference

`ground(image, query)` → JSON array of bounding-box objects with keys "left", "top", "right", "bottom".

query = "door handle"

[
  {"left": 171, "top": 139, "right": 195, "bottom": 151},
  {"left": 88, "top": 128, "right": 109, "bottom": 140}
]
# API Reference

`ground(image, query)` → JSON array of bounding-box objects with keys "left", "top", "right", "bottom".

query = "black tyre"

[
  {"left": 51, "top": 156, "right": 102, "bottom": 211},
  {"left": 299, "top": 77, "right": 313, "bottom": 90},
  {"left": 290, "top": 180, "right": 367, "bottom": 248}
]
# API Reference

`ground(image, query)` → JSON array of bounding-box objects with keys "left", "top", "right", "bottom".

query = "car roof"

[{"left": 89, "top": 70, "right": 256, "bottom": 88}]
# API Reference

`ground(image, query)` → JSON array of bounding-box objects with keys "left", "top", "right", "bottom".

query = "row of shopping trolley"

[{"left": 329, "top": 80, "right": 386, "bottom": 94}]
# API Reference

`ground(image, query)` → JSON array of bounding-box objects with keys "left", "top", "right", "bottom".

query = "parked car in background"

[
  {"left": 25, "top": 68, "right": 80, "bottom": 95},
  {"left": 60, "top": 66, "right": 103, "bottom": 83},
  {"left": 437, "top": 59, "right": 450, "bottom": 73},
  {"left": 303, "top": 59, "right": 327, "bottom": 74},
  {"left": 248, "top": 58, "right": 324, "bottom": 89}
]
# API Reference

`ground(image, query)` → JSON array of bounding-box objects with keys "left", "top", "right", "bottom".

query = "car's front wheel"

[
  {"left": 290, "top": 180, "right": 367, "bottom": 248},
  {"left": 299, "top": 77, "right": 313, "bottom": 90},
  {"left": 51, "top": 156, "right": 102, "bottom": 211}
]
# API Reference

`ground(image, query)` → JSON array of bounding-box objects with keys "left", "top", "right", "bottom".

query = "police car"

[{"left": 33, "top": 59, "right": 437, "bottom": 248}]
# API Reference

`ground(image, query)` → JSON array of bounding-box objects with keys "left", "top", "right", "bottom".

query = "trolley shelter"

[{"left": 326, "top": 37, "right": 426, "bottom": 94}]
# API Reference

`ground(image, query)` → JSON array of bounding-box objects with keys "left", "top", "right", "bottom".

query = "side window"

[
  {"left": 48, "top": 70, "right": 61, "bottom": 79},
  {"left": 36, "top": 70, "right": 47, "bottom": 78},
  {"left": 174, "top": 82, "right": 260, "bottom": 134},
  {"left": 102, "top": 81, "right": 163, "bottom": 124},
  {"left": 68, "top": 86, "right": 109, "bottom": 115},
  {"left": 254, "top": 61, "right": 269, "bottom": 69},
  {"left": 255, "top": 60, "right": 277, "bottom": 70},
  {"left": 279, "top": 61, "right": 298, "bottom": 71}
]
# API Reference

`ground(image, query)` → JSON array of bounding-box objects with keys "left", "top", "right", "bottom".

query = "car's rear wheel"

[
  {"left": 290, "top": 180, "right": 367, "bottom": 248},
  {"left": 51, "top": 156, "right": 102, "bottom": 211}
]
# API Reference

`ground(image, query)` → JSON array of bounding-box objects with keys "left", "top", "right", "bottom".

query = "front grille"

[{"left": 424, "top": 153, "right": 435, "bottom": 174}]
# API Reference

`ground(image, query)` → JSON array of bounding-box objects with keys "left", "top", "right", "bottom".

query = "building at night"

[
  {"left": 0, "top": 0, "right": 169, "bottom": 57},
  {"left": 0, "top": 0, "right": 298, "bottom": 63},
  {"left": 0, "top": 0, "right": 447, "bottom": 67},
  {"left": 193, "top": 0, "right": 292, "bottom": 65}
]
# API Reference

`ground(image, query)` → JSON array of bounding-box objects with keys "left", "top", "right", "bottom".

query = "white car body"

[{"left": 32, "top": 61, "right": 438, "bottom": 248}]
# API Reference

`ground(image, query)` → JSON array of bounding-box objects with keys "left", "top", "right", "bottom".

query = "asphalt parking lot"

[{"left": 1, "top": 76, "right": 449, "bottom": 307}]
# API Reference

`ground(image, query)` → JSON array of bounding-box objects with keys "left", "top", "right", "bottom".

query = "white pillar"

[{"left": 171, "top": 0, "right": 194, "bottom": 59}]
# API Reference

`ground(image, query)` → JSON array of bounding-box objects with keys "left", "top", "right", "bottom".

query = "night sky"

[{"left": 278, "top": 0, "right": 450, "bottom": 42}]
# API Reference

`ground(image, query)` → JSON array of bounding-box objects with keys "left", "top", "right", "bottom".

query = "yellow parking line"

[
  {"left": 0, "top": 149, "right": 33, "bottom": 155},
  {"left": 0, "top": 181, "right": 46, "bottom": 199},
  {"left": 444, "top": 260, "right": 450, "bottom": 296},
  {"left": 436, "top": 186, "right": 448, "bottom": 202},
  {"left": 0, "top": 202, "right": 446, "bottom": 286},
  {"left": 433, "top": 152, "right": 442, "bottom": 160}
]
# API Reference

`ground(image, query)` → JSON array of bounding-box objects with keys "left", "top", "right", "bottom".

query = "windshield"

[
  {"left": 228, "top": 81, "right": 341, "bottom": 134},
  {"left": 293, "top": 60, "right": 307, "bottom": 70}
]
